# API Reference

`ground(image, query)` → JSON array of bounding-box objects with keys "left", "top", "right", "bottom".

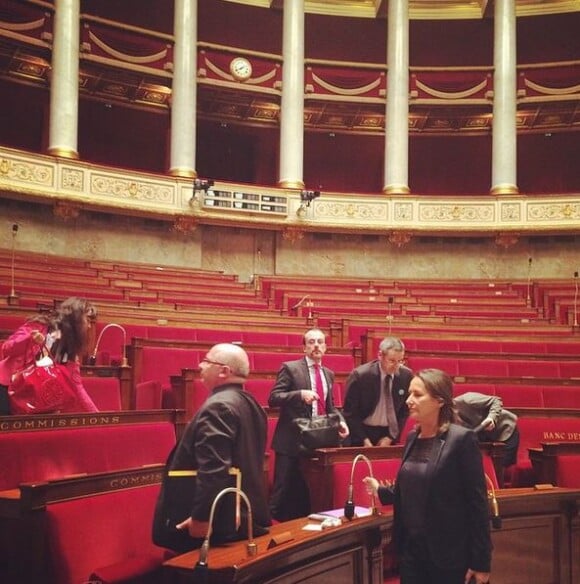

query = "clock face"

[{"left": 230, "top": 57, "right": 252, "bottom": 81}]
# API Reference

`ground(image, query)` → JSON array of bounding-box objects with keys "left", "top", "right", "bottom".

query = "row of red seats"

[
  {"left": 0, "top": 411, "right": 180, "bottom": 583},
  {"left": 406, "top": 355, "right": 580, "bottom": 380}
]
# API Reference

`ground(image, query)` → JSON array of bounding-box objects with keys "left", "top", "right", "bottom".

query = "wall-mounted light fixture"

[
  {"left": 297, "top": 189, "right": 321, "bottom": 217},
  {"left": 190, "top": 178, "right": 215, "bottom": 207}
]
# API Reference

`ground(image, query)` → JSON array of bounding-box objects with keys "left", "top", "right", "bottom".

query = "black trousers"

[
  {"left": 362, "top": 424, "right": 391, "bottom": 445},
  {"left": 0, "top": 384, "right": 10, "bottom": 415},
  {"left": 503, "top": 427, "right": 520, "bottom": 468},
  {"left": 399, "top": 534, "right": 468, "bottom": 584},
  {"left": 270, "top": 453, "right": 311, "bottom": 521}
]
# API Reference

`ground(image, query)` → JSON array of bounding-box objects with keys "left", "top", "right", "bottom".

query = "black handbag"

[
  {"left": 152, "top": 444, "right": 242, "bottom": 553},
  {"left": 292, "top": 413, "right": 341, "bottom": 454}
]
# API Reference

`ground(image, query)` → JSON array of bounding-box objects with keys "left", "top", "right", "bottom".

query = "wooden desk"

[
  {"left": 491, "top": 487, "right": 580, "bottom": 584},
  {"left": 529, "top": 442, "right": 580, "bottom": 485},
  {"left": 301, "top": 443, "right": 506, "bottom": 512},
  {"left": 163, "top": 514, "right": 392, "bottom": 584}
]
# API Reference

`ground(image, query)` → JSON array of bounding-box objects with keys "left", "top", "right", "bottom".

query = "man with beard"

[{"left": 268, "top": 328, "right": 349, "bottom": 521}]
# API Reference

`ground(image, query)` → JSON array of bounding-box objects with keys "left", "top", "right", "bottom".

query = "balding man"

[{"left": 153, "top": 343, "right": 271, "bottom": 552}]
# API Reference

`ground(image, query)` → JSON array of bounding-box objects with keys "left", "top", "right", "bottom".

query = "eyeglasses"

[
  {"left": 201, "top": 357, "right": 227, "bottom": 367},
  {"left": 382, "top": 356, "right": 405, "bottom": 365}
]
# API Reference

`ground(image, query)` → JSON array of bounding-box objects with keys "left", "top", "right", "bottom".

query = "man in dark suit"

[
  {"left": 343, "top": 337, "right": 413, "bottom": 446},
  {"left": 268, "top": 328, "right": 349, "bottom": 521},
  {"left": 152, "top": 343, "right": 271, "bottom": 552},
  {"left": 454, "top": 391, "right": 520, "bottom": 471}
]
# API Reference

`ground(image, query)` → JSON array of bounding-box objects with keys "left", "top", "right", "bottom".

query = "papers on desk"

[{"left": 304, "top": 506, "right": 373, "bottom": 530}]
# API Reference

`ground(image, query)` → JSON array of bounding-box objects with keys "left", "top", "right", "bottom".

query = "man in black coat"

[
  {"left": 343, "top": 337, "right": 413, "bottom": 446},
  {"left": 152, "top": 343, "right": 271, "bottom": 552},
  {"left": 268, "top": 328, "right": 349, "bottom": 521}
]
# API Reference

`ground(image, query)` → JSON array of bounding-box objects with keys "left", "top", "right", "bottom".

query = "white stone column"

[
  {"left": 383, "top": 0, "right": 410, "bottom": 195},
  {"left": 491, "top": 0, "right": 519, "bottom": 195},
  {"left": 278, "top": 0, "right": 305, "bottom": 189},
  {"left": 169, "top": 0, "right": 197, "bottom": 178},
  {"left": 47, "top": 0, "right": 80, "bottom": 159}
]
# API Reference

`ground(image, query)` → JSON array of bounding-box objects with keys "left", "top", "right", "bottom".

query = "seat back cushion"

[
  {"left": 82, "top": 377, "right": 122, "bottom": 411},
  {"left": 46, "top": 485, "right": 165, "bottom": 584},
  {"left": 331, "top": 458, "right": 401, "bottom": 510},
  {"left": 0, "top": 423, "right": 175, "bottom": 490}
]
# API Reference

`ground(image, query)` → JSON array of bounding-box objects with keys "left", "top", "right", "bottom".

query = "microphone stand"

[
  {"left": 194, "top": 486, "right": 257, "bottom": 579},
  {"left": 526, "top": 257, "right": 533, "bottom": 307},
  {"left": 344, "top": 453, "right": 377, "bottom": 520},
  {"left": 573, "top": 271, "right": 578, "bottom": 330},
  {"left": 485, "top": 474, "right": 502, "bottom": 529},
  {"left": 386, "top": 296, "right": 394, "bottom": 334},
  {"left": 90, "top": 323, "right": 128, "bottom": 367},
  {"left": 7, "top": 224, "right": 19, "bottom": 305}
]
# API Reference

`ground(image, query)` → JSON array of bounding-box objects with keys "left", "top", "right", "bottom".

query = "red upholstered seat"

[
  {"left": 139, "top": 347, "right": 201, "bottom": 388},
  {"left": 457, "top": 358, "right": 509, "bottom": 378},
  {"left": 507, "top": 360, "right": 561, "bottom": 379},
  {"left": 454, "top": 383, "right": 497, "bottom": 396},
  {"left": 496, "top": 385, "right": 544, "bottom": 407},
  {"left": 331, "top": 459, "right": 401, "bottom": 510},
  {"left": 244, "top": 378, "right": 274, "bottom": 407},
  {"left": 406, "top": 356, "right": 459, "bottom": 376},
  {"left": 82, "top": 376, "right": 122, "bottom": 411},
  {"left": 542, "top": 386, "right": 580, "bottom": 408},
  {"left": 135, "top": 379, "right": 163, "bottom": 410},
  {"left": 510, "top": 417, "right": 580, "bottom": 487},
  {"left": 46, "top": 485, "right": 167, "bottom": 584},
  {"left": 0, "top": 423, "right": 176, "bottom": 491},
  {"left": 323, "top": 353, "right": 355, "bottom": 374},
  {"left": 556, "top": 456, "right": 580, "bottom": 487},
  {"left": 558, "top": 361, "right": 580, "bottom": 379}
]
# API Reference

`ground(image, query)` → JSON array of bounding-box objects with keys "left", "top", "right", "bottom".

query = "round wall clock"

[{"left": 230, "top": 57, "right": 252, "bottom": 81}]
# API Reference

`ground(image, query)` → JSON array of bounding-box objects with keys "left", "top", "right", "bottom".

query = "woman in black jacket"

[{"left": 364, "top": 368, "right": 492, "bottom": 584}]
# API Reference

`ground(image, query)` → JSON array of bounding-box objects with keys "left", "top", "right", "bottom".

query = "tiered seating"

[
  {"left": 1, "top": 465, "right": 169, "bottom": 584},
  {"left": 0, "top": 411, "right": 178, "bottom": 492},
  {"left": 0, "top": 410, "right": 181, "bottom": 583}
]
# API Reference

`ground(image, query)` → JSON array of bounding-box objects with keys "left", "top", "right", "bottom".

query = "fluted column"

[
  {"left": 169, "top": 0, "right": 197, "bottom": 178},
  {"left": 383, "top": 0, "right": 410, "bottom": 195},
  {"left": 491, "top": 0, "right": 519, "bottom": 195},
  {"left": 278, "top": 0, "right": 305, "bottom": 189},
  {"left": 47, "top": 0, "right": 80, "bottom": 159}
]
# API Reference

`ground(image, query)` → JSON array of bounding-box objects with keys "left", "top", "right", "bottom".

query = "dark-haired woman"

[
  {"left": 364, "top": 369, "right": 491, "bottom": 584},
  {"left": 0, "top": 297, "right": 99, "bottom": 414}
]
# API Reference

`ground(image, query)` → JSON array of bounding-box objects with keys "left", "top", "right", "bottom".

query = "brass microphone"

[
  {"left": 485, "top": 473, "right": 502, "bottom": 529},
  {"left": 344, "top": 453, "right": 376, "bottom": 520}
]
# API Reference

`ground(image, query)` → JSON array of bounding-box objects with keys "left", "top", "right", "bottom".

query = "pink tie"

[{"left": 313, "top": 363, "right": 326, "bottom": 415}]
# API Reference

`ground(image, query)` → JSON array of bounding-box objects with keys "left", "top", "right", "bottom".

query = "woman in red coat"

[{"left": 0, "top": 297, "right": 98, "bottom": 414}]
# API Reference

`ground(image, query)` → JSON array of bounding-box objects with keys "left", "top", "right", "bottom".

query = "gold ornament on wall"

[
  {"left": 495, "top": 233, "right": 519, "bottom": 248},
  {"left": 171, "top": 215, "right": 197, "bottom": 234},
  {"left": 282, "top": 226, "right": 304, "bottom": 244},
  {"left": 53, "top": 201, "right": 80, "bottom": 221},
  {"left": 388, "top": 231, "right": 412, "bottom": 248}
]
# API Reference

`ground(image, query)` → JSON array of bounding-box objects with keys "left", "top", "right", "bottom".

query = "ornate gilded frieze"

[
  {"left": 1, "top": 147, "right": 579, "bottom": 237},
  {"left": 418, "top": 203, "right": 495, "bottom": 223},
  {"left": 314, "top": 200, "right": 388, "bottom": 221},
  {"left": 0, "top": 155, "right": 54, "bottom": 187},
  {"left": 90, "top": 173, "right": 175, "bottom": 206},
  {"left": 527, "top": 201, "right": 580, "bottom": 221}
]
